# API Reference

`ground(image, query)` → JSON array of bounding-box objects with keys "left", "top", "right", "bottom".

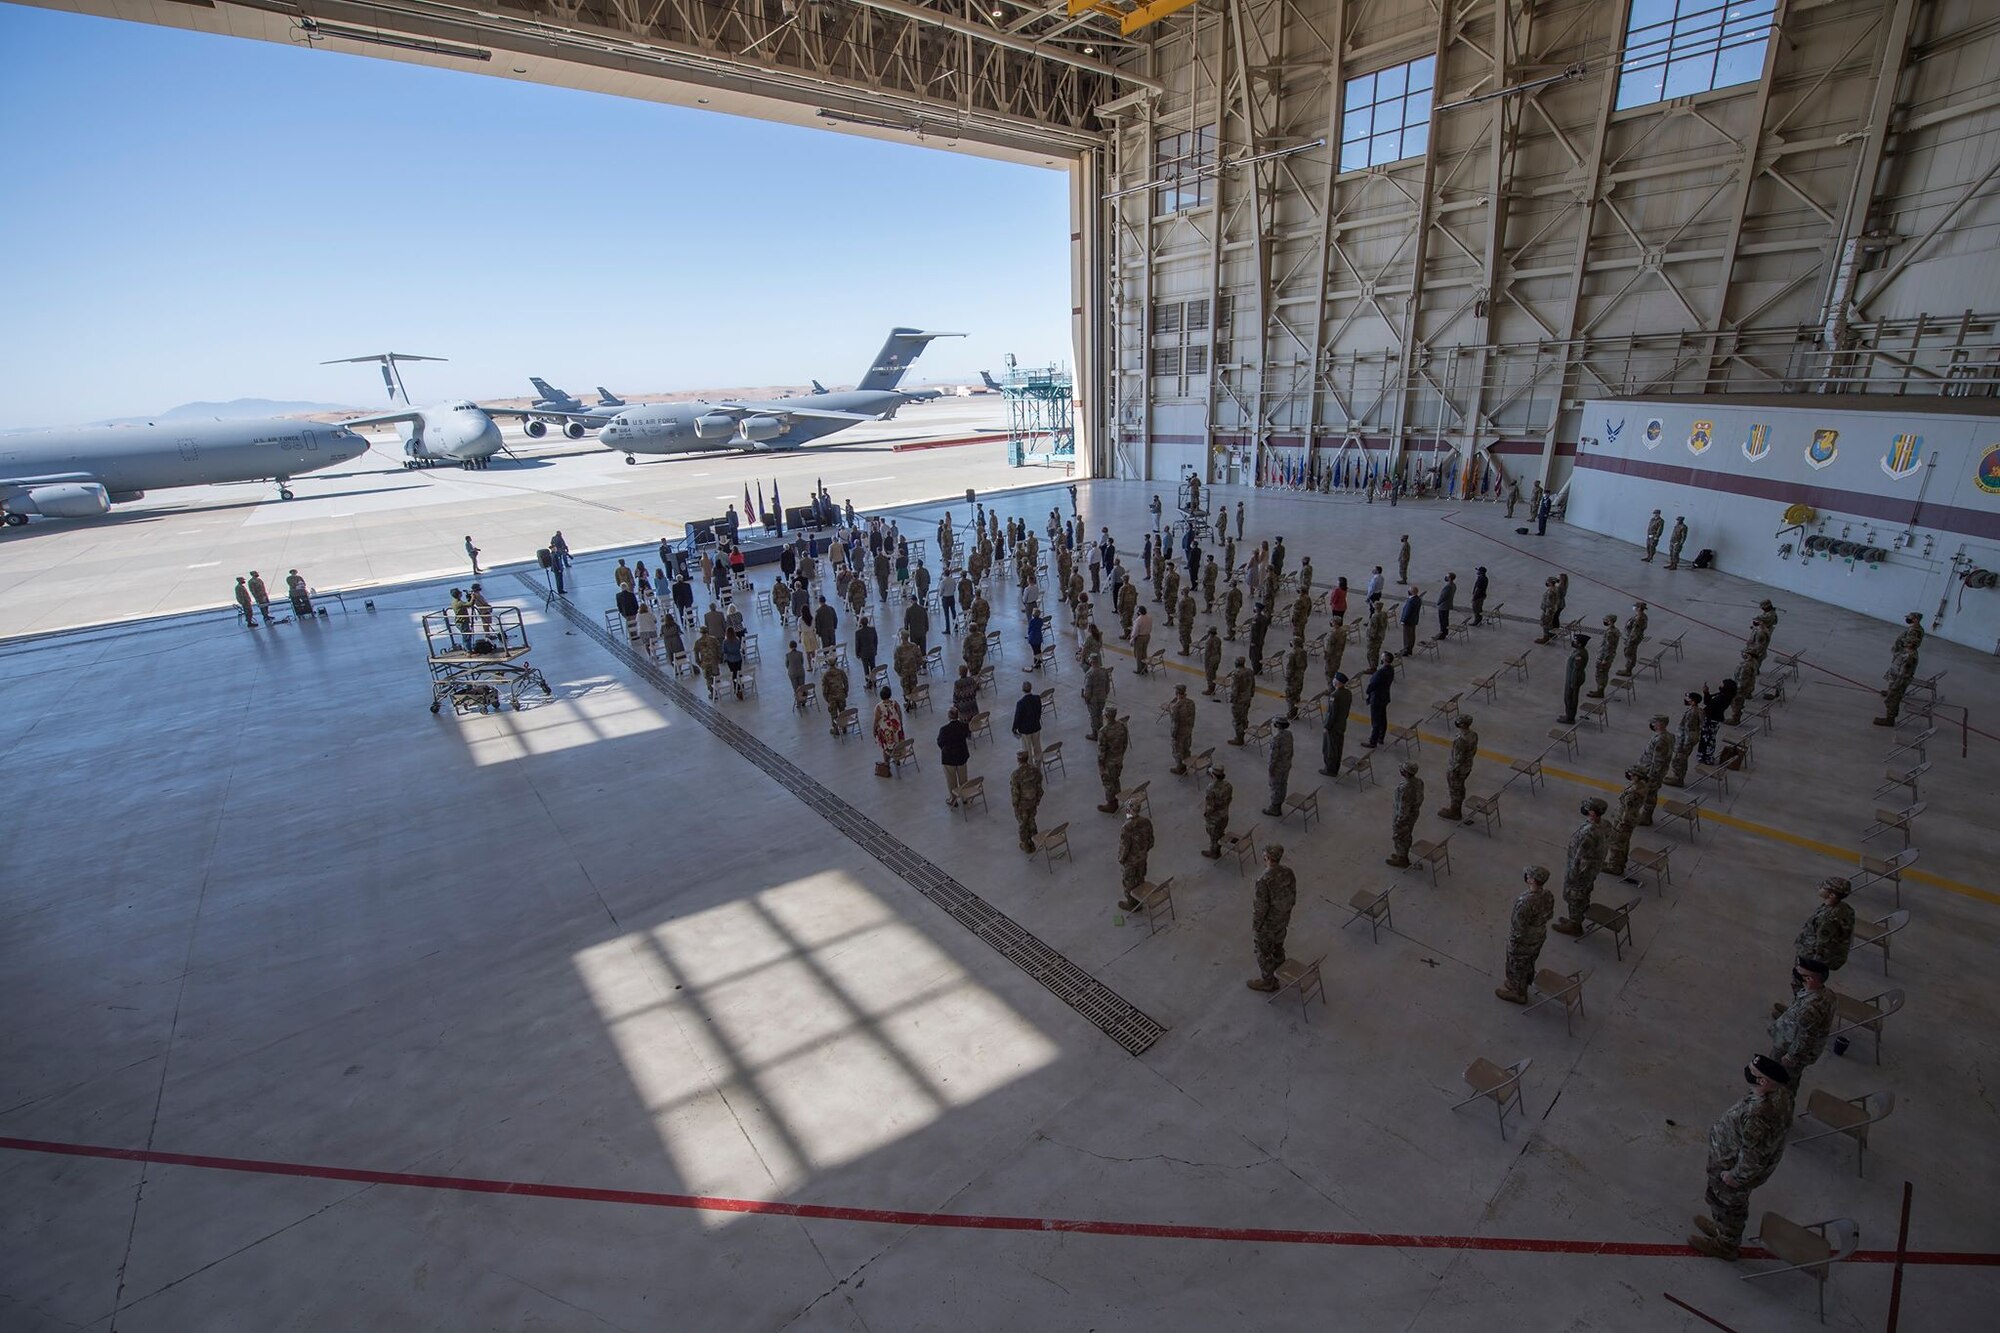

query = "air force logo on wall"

[
  {"left": 1605, "top": 417, "right": 1625, "bottom": 445},
  {"left": 1643, "top": 418, "right": 1663, "bottom": 449},
  {"left": 1687, "top": 420, "right": 1713, "bottom": 456},
  {"left": 1881, "top": 433, "right": 1924, "bottom": 481},
  {"left": 1742, "top": 423, "right": 1771, "bottom": 462},
  {"left": 1977, "top": 444, "right": 2000, "bottom": 494},
  {"left": 1806, "top": 428, "right": 1839, "bottom": 470}
]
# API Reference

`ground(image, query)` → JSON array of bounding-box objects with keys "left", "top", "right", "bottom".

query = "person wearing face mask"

[
  {"left": 1550, "top": 798, "right": 1609, "bottom": 935},
  {"left": 1767, "top": 957, "right": 1837, "bottom": 1083},
  {"left": 1689, "top": 1055, "right": 1795, "bottom": 1261}
]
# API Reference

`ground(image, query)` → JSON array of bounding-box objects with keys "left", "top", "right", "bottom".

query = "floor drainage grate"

[{"left": 529, "top": 579, "right": 1167, "bottom": 1057}]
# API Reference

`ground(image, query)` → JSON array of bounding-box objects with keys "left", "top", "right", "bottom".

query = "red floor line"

[
  {"left": 1662, "top": 1292, "right": 1742, "bottom": 1332},
  {"left": 6, "top": 1136, "right": 1998, "bottom": 1266}
]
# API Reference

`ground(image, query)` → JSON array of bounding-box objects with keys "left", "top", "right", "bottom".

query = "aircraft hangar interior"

[{"left": 5, "top": 0, "right": 2000, "bottom": 1329}]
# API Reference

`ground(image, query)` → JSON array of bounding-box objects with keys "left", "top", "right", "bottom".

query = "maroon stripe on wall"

[
  {"left": 1573, "top": 451, "right": 2000, "bottom": 541},
  {"left": 1490, "top": 440, "right": 1577, "bottom": 457}
]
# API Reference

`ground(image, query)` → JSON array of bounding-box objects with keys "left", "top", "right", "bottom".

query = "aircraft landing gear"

[
  {"left": 624, "top": 454, "right": 636, "bottom": 466},
  {"left": 276, "top": 480, "right": 295, "bottom": 501},
  {"left": 4, "top": 512, "right": 27, "bottom": 526}
]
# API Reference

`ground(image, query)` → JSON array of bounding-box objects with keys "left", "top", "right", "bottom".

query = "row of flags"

[{"left": 1252, "top": 447, "right": 1504, "bottom": 497}]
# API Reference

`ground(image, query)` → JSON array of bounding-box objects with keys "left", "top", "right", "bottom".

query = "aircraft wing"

[
  {"left": 337, "top": 409, "right": 427, "bottom": 430},
  {"left": 481, "top": 406, "right": 607, "bottom": 423},
  {"left": 716, "top": 401, "right": 878, "bottom": 423},
  {"left": 0, "top": 471, "right": 97, "bottom": 491}
]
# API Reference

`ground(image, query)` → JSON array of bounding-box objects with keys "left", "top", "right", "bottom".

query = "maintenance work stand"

[{"left": 422, "top": 605, "right": 552, "bottom": 714}]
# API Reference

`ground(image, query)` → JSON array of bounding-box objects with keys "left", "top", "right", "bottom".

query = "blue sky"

[{"left": 0, "top": 6, "right": 1072, "bottom": 426}]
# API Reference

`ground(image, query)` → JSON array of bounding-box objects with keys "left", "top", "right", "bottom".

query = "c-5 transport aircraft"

[
  {"left": 0, "top": 417, "right": 366, "bottom": 525},
  {"left": 592, "top": 328, "right": 960, "bottom": 464},
  {"left": 326, "top": 353, "right": 515, "bottom": 468}
]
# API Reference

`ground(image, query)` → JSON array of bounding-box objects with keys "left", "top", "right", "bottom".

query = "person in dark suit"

[{"left": 1363, "top": 655, "right": 1396, "bottom": 747}]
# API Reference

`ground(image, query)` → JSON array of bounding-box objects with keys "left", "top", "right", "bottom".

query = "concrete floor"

[{"left": 2, "top": 479, "right": 1996, "bottom": 1331}]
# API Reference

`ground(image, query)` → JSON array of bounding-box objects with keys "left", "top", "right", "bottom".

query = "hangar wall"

[
  {"left": 1567, "top": 395, "right": 2000, "bottom": 651},
  {"left": 1096, "top": 0, "right": 2000, "bottom": 494}
]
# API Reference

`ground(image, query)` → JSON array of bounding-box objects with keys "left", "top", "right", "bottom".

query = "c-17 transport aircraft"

[
  {"left": 0, "top": 417, "right": 367, "bottom": 525},
  {"left": 588, "top": 328, "right": 960, "bottom": 464}
]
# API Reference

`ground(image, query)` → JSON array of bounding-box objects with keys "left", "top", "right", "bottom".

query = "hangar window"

[
  {"left": 1339, "top": 55, "right": 1434, "bottom": 172},
  {"left": 1154, "top": 125, "right": 1216, "bottom": 211},
  {"left": 1615, "top": 0, "right": 1778, "bottom": 110}
]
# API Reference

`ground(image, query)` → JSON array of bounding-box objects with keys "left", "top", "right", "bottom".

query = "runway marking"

[
  {"left": 843, "top": 476, "right": 898, "bottom": 485},
  {"left": 1089, "top": 636, "right": 1994, "bottom": 905},
  {"left": 186, "top": 562, "right": 220, "bottom": 569},
  {"left": 5, "top": 1136, "right": 1995, "bottom": 1265}
]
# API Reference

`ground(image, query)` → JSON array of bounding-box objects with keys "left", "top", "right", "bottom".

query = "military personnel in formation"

[
  {"left": 1587, "top": 615, "right": 1620, "bottom": 699},
  {"left": 1535, "top": 577, "right": 1561, "bottom": 643},
  {"left": 1688, "top": 1055, "right": 1795, "bottom": 1261},
  {"left": 1756, "top": 598, "right": 1780, "bottom": 632},
  {"left": 1131, "top": 606, "right": 1154, "bottom": 673},
  {"left": 822, "top": 661, "right": 851, "bottom": 735},
  {"left": 1224, "top": 579, "right": 1245, "bottom": 639},
  {"left": 785, "top": 642, "right": 809, "bottom": 707},
  {"left": 1323, "top": 616, "right": 1349, "bottom": 686},
  {"left": 1200, "top": 626, "right": 1224, "bottom": 695},
  {"left": 1320, "top": 672, "right": 1352, "bottom": 776},
  {"left": 1876, "top": 612, "right": 1925, "bottom": 725},
  {"left": 969, "top": 591, "right": 992, "bottom": 637},
  {"left": 1114, "top": 798, "right": 1156, "bottom": 913},
  {"left": 1199, "top": 765, "right": 1234, "bottom": 859},
  {"left": 1222, "top": 533, "right": 1238, "bottom": 577},
  {"left": 1201, "top": 555, "right": 1219, "bottom": 611},
  {"left": 1550, "top": 797, "right": 1609, "bottom": 934},
  {"left": 1666, "top": 690, "right": 1703, "bottom": 787},
  {"left": 962, "top": 624, "right": 989, "bottom": 678},
  {"left": 1176, "top": 588, "right": 1198, "bottom": 655},
  {"left": 1116, "top": 578, "right": 1139, "bottom": 639},
  {"left": 1470, "top": 566, "right": 1489, "bottom": 625},
  {"left": 1067, "top": 568, "right": 1086, "bottom": 611},
  {"left": 1296, "top": 556, "right": 1313, "bottom": 595},
  {"left": 1636, "top": 713, "right": 1672, "bottom": 825},
  {"left": 1095, "top": 709, "right": 1131, "bottom": 813},
  {"left": 845, "top": 571, "right": 868, "bottom": 615},
  {"left": 1559, "top": 632, "right": 1590, "bottom": 724},
  {"left": 1396, "top": 533, "right": 1412, "bottom": 584},
  {"left": 1282, "top": 642, "right": 1309, "bottom": 718},
  {"left": 1600, "top": 767, "right": 1647, "bottom": 879},
  {"left": 1666, "top": 515, "right": 1689, "bottom": 569},
  {"left": 1793, "top": 878, "right": 1856, "bottom": 983},
  {"left": 1553, "top": 573, "right": 1570, "bottom": 622},
  {"left": 1011, "top": 750, "right": 1044, "bottom": 853},
  {"left": 914, "top": 560, "right": 933, "bottom": 605},
  {"left": 1768, "top": 957, "right": 1837, "bottom": 1081},
  {"left": 1166, "top": 684, "right": 1198, "bottom": 775},
  {"left": 1226, "top": 658, "right": 1257, "bottom": 745},
  {"left": 1162, "top": 562, "right": 1180, "bottom": 612},
  {"left": 1262, "top": 718, "right": 1295, "bottom": 817},
  {"left": 1385, "top": 761, "right": 1424, "bottom": 867},
  {"left": 1724, "top": 647, "right": 1759, "bottom": 726},
  {"left": 693, "top": 626, "right": 724, "bottom": 699},
  {"left": 1617, "top": 600, "right": 1648, "bottom": 676},
  {"left": 1439, "top": 713, "right": 1478, "bottom": 821},
  {"left": 958, "top": 571, "right": 976, "bottom": 614},
  {"left": 1245, "top": 844, "right": 1299, "bottom": 993},
  {"left": 1290, "top": 587, "right": 1314, "bottom": 641},
  {"left": 1082, "top": 655, "right": 1112, "bottom": 740},
  {"left": 1745, "top": 613, "right": 1773, "bottom": 665},
  {"left": 1494, "top": 865, "right": 1555, "bottom": 1004},
  {"left": 1248, "top": 601, "right": 1273, "bottom": 675},
  {"left": 904, "top": 597, "right": 930, "bottom": 654},
  {"left": 1366, "top": 599, "right": 1391, "bottom": 667},
  {"left": 1642, "top": 508, "right": 1664, "bottom": 562},
  {"left": 893, "top": 631, "right": 924, "bottom": 699}
]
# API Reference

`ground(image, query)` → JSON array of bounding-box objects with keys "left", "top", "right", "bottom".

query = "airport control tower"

[{"left": 1001, "top": 355, "right": 1076, "bottom": 468}]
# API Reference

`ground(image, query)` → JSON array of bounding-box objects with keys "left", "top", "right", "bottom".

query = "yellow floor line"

[{"left": 1082, "top": 631, "right": 1992, "bottom": 905}]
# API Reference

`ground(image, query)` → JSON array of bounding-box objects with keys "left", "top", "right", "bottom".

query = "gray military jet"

[
  {"left": 326, "top": 352, "right": 521, "bottom": 469},
  {"left": 594, "top": 328, "right": 960, "bottom": 464},
  {"left": 523, "top": 378, "right": 626, "bottom": 438},
  {"left": 0, "top": 417, "right": 366, "bottom": 525}
]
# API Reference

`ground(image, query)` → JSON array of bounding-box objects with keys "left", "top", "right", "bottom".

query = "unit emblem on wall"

[
  {"left": 1976, "top": 444, "right": 2000, "bottom": 494},
  {"left": 1687, "top": 420, "right": 1713, "bottom": 456},
  {"left": 1605, "top": 416, "right": 1625, "bottom": 445},
  {"left": 1742, "top": 423, "right": 1770, "bottom": 462},
  {"left": 1880, "top": 433, "right": 1924, "bottom": 481},
  {"left": 1806, "top": 428, "right": 1840, "bottom": 470},
  {"left": 1643, "top": 418, "right": 1663, "bottom": 448}
]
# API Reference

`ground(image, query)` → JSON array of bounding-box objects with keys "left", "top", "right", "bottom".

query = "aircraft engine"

[
  {"left": 693, "top": 412, "right": 739, "bottom": 440},
  {"left": 109, "top": 490, "right": 146, "bottom": 503},
  {"left": 8, "top": 482, "right": 111, "bottom": 518},
  {"left": 522, "top": 419, "right": 549, "bottom": 439},
  {"left": 735, "top": 415, "right": 786, "bottom": 442},
  {"left": 563, "top": 421, "right": 588, "bottom": 440}
]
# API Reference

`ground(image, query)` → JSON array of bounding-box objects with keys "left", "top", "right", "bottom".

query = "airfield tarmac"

[{"left": 0, "top": 399, "right": 1042, "bottom": 639}]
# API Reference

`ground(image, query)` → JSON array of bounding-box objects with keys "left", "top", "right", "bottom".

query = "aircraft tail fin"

[
  {"left": 857, "top": 328, "right": 963, "bottom": 393},
  {"left": 596, "top": 387, "right": 625, "bottom": 406},
  {"left": 322, "top": 352, "right": 446, "bottom": 405},
  {"left": 811, "top": 380, "right": 829, "bottom": 395},
  {"left": 530, "top": 376, "right": 569, "bottom": 403},
  {"left": 980, "top": 369, "right": 1005, "bottom": 392}
]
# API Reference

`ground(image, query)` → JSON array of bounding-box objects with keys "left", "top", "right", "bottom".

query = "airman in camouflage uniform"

[
  {"left": 1245, "top": 844, "right": 1299, "bottom": 991},
  {"left": 970, "top": 591, "right": 991, "bottom": 638},
  {"left": 1177, "top": 588, "right": 1198, "bottom": 655},
  {"left": 1167, "top": 685, "right": 1197, "bottom": 775},
  {"left": 1724, "top": 648, "right": 1759, "bottom": 726},
  {"left": 1082, "top": 655, "right": 1112, "bottom": 740},
  {"left": 1689, "top": 1055, "right": 1795, "bottom": 1260},
  {"left": 1550, "top": 797, "right": 1609, "bottom": 933},
  {"left": 1494, "top": 865, "right": 1554, "bottom": 1003},
  {"left": 1296, "top": 556, "right": 1314, "bottom": 596},
  {"left": 1282, "top": 643, "right": 1309, "bottom": 718},
  {"left": 1600, "top": 766, "right": 1647, "bottom": 878},
  {"left": 822, "top": 662, "right": 850, "bottom": 735},
  {"left": 1116, "top": 578, "right": 1139, "bottom": 639},
  {"left": 1439, "top": 713, "right": 1478, "bottom": 820},
  {"left": 1199, "top": 766, "right": 1233, "bottom": 859},
  {"left": 1263, "top": 718, "right": 1294, "bottom": 817},
  {"left": 1095, "top": 709, "right": 1130, "bottom": 813},
  {"left": 1768, "top": 957, "right": 1836, "bottom": 1081},
  {"left": 962, "top": 625, "right": 989, "bottom": 678},
  {"left": 1535, "top": 577, "right": 1560, "bottom": 643},
  {"left": 1323, "top": 617, "right": 1349, "bottom": 686},
  {"left": 693, "top": 627, "right": 723, "bottom": 699},
  {"left": 1290, "top": 587, "right": 1314, "bottom": 641},
  {"left": 1226, "top": 658, "right": 1256, "bottom": 745},
  {"left": 1642, "top": 509, "right": 1664, "bottom": 562},
  {"left": 1366, "top": 600, "right": 1391, "bottom": 667},
  {"left": 1114, "top": 799, "right": 1155, "bottom": 912},
  {"left": 1636, "top": 714, "right": 1672, "bottom": 825},
  {"left": 1201, "top": 626, "right": 1224, "bottom": 695},
  {"left": 1011, "top": 750, "right": 1045, "bottom": 853},
  {"left": 1745, "top": 614, "right": 1773, "bottom": 666},
  {"left": 846, "top": 572, "right": 867, "bottom": 615},
  {"left": 1165, "top": 562, "right": 1183, "bottom": 611},
  {"left": 1587, "top": 615, "right": 1620, "bottom": 699},
  {"left": 1617, "top": 600, "right": 1648, "bottom": 676},
  {"left": 1224, "top": 580, "right": 1245, "bottom": 639},
  {"left": 1385, "top": 761, "right": 1424, "bottom": 867},
  {"left": 1202, "top": 555, "right": 1219, "bottom": 612},
  {"left": 1396, "top": 533, "right": 1411, "bottom": 584},
  {"left": 1792, "top": 877, "right": 1855, "bottom": 982},
  {"left": 893, "top": 633, "right": 923, "bottom": 700},
  {"left": 1666, "top": 515, "right": 1688, "bottom": 569},
  {"left": 1665, "top": 690, "right": 1703, "bottom": 787},
  {"left": 1559, "top": 632, "right": 1590, "bottom": 724}
]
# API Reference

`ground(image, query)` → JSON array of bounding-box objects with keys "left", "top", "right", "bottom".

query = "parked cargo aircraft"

[
  {"left": 588, "top": 328, "right": 960, "bottom": 464},
  {"left": 0, "top": 417, "right": 366, "bottom": 524},
  {"left": 326, "top": 353, "right": 516, "bottom": 468},
  {"left": 524, "top": 378, "right": 626, "bottom": 438}
]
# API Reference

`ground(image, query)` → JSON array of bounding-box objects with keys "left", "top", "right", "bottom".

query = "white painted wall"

[{"left": 1567, "top": 397, "right": 2000, "bottom": 653}]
